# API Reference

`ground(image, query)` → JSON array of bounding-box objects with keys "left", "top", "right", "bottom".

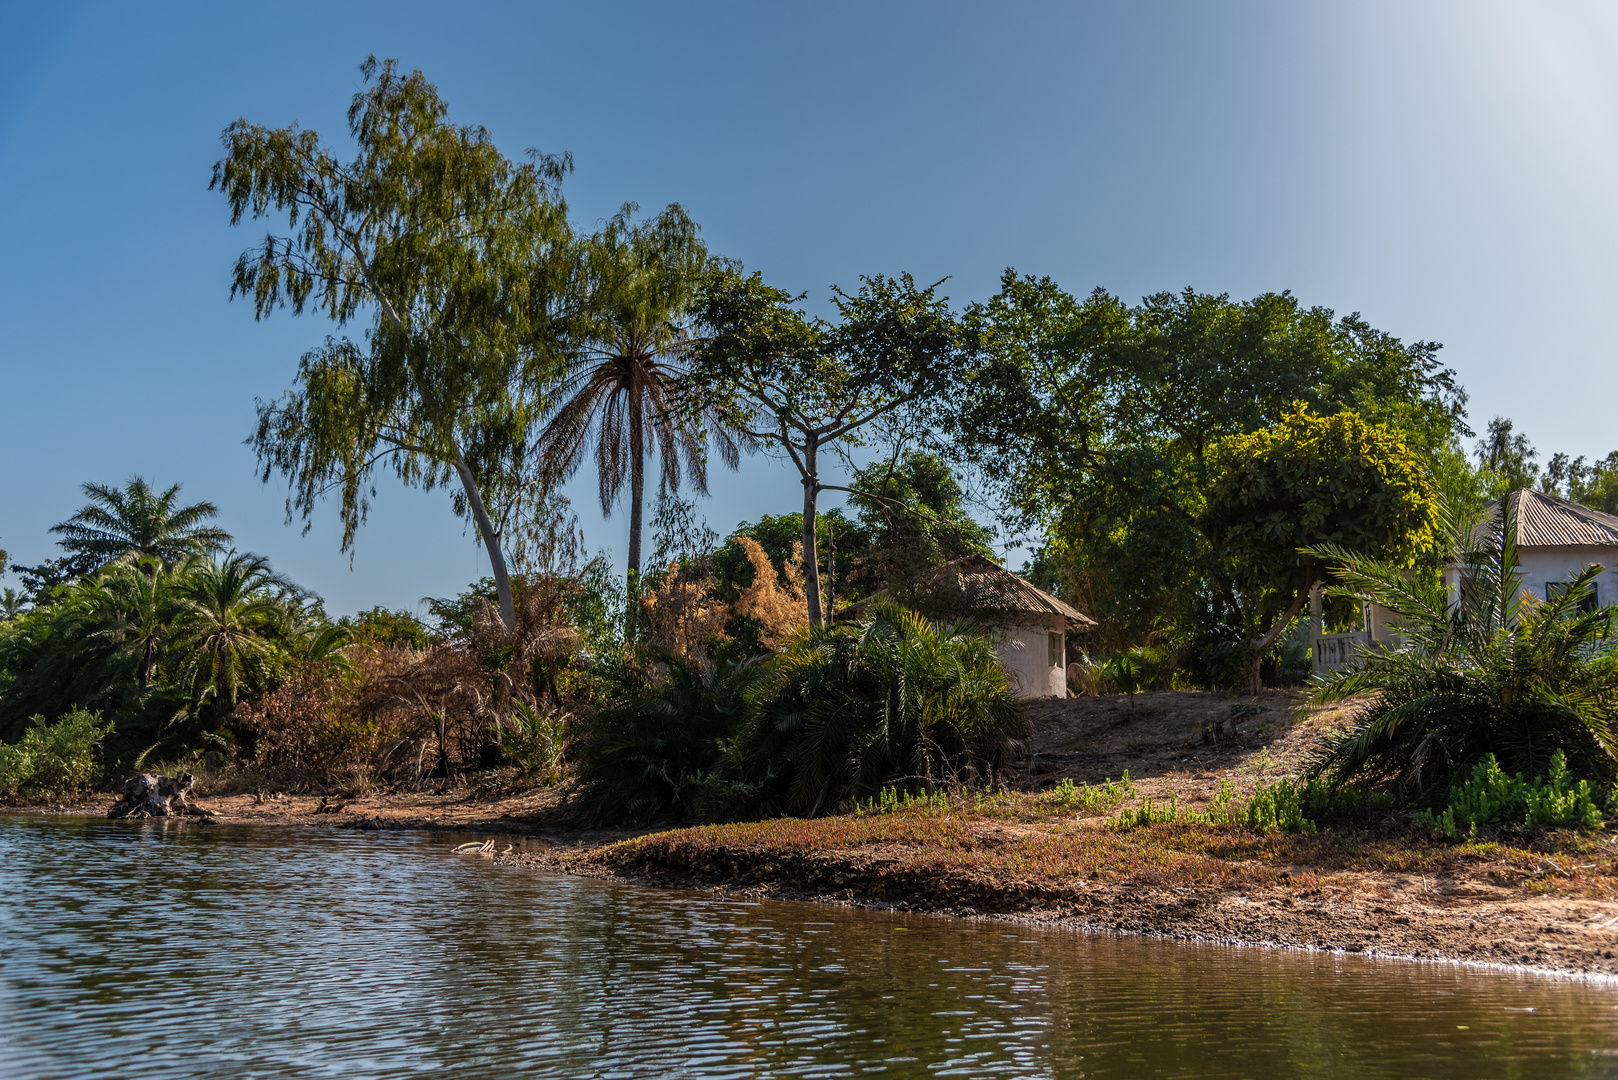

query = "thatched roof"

[
  {"left": 831, "top": 554, "right": 1096, "bottom": 630},
  {"left": 1480, "top": 490, "right": 1618, "bottom": 548}
]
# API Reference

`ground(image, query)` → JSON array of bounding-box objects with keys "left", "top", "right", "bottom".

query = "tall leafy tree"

[
  {"left": 50, "top": 477, "right": 232, "bottom": 571},
  {"left": 691, "top": 269, "right": 970, "bottom": 627},
  {"left": 533, "top": 204, "right": 741, "bottom": 618},
  {"left": 957, "top": 273, "right": 1465, "bottom": 647},
  {"left": 1201, "top": 406, "right": 1436, "bottom": 692},
  {"left": 213, "top": 57, "right": 578, "bottom": 630}
]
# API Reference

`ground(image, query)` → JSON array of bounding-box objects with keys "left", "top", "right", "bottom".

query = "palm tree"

[
  {"left": 82, "top": 556, "right": 180, "bottom": 687},
  {"left": 51, "top": 477, "right": 232, "bottom": 570},
  {"left": 535, "top": 205, "right": 744, "bottom": 623},
  {"left": 1304, "top": 497, "right": 1618, "bottom": 796},
  {"left": 173, "top": 552, "right": 293, "bottom": 709},
  {"left": 0, "top": 587, "right": 24, "bottom": 620}
]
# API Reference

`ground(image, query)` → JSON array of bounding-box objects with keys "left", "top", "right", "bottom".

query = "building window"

[
  {"left": 1048, "top": 631, "right": 1062, "bottom": 668},
  {"left": 1547, "top": 581, "right": 1599, "bottom": 614}
]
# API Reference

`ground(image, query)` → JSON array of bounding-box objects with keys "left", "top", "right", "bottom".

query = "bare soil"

[{"left": 17, "top": 689, "right": 1618, "bottom": 979}]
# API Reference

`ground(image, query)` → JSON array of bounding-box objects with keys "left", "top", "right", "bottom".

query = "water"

[{"left": 2, "top": 816, "right": 1617, "bottom": 1079}]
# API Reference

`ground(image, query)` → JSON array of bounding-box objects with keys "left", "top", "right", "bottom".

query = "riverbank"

[{"left": 15, "top": 689, "right": 1618, "bottom": 978}]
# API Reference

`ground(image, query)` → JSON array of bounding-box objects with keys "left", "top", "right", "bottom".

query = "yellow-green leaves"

[{"left": 1203, "top": 403, "right": 1437, "bottom": 590}]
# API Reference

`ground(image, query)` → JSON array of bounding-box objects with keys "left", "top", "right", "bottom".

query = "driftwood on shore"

[{"left": 107, "top": 772, "right": 216, "bottom": 820}]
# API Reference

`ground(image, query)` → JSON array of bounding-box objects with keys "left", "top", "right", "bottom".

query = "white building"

[
  {"left": 1312, "top": 489, "right": 1618, "bottom": 675},
  {"left": 1443, "top": 489, "right": 1618, "bottom": 610},
  {"left": 833, "top": 554, "right": 1095, "bottom": 700}
]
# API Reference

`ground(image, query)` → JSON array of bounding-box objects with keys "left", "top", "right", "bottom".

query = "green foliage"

[
  {"left": 49, "top": 477, "right": 231, "bottom": 571},
  {"left": 1110, "top": 777, "right": 1317, "bottom": 833},
  {"left": 691, "top": 268, "right": 977, "bottom": 626},
  {"left": 855, "top": 785, "right": 950, "bottom": 816},
  {"left": 840, "top": 451, "right": 995, "bottom": 604},
  {"left": 732, "top": 604, "right": 1027, "bottom": 817},
  {"left": 1425, "top": 751, "right": 1607, "bottom": 838},
  {"left": 342, "top": 606, "right": 431, "bottom": 650},
  {"left": 957, "top": 274, "right": 1465, "bottom": 653},
  {"left": 502, "top": 700, "right": 568, "bottom": 785},
  {"left": 218, "top": 56, "right": 578, "bottom": 629},
  {"left": 0, "top": 550, "right": 328, "bottom": 765},
  {"left": 570, "top": 653, "right": 765, "bottom": 825},
  {"left": 1204, "top": 406, "right": 1436, "bottom": 591},
  {"left": 1241, "top": 779, "right": 1318, "bottom": 834},
  {"left": 1196, "top": 405, "right": 1436, "bottom": 690},
  {"left": 1306, "top": 497, "right": 1618, "bottom": 796},
  {"left": 1038, "top": 773, "right": 1137, "bottom": 814},
  {"left": 0, "top": 709, "right": 111, "bottom": 801},
  {"left": 533, "top": 203, "right": 741, "bottom": 598}
]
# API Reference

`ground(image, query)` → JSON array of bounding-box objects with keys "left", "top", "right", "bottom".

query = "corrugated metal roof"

[
  {"left": 1481, "top": 489, "right": 1618, "bottom": 547},
  {"left": 832, "top": 554, "right": 1097, "bottom": 629}
]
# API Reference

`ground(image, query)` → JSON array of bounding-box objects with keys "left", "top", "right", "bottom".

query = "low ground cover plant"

[
  {"left": 1423, "top": 750, "right": 1610, "bottom": 838},
  {"left": 1038, "top": 774, "right": 1138, "bottom": 815}
]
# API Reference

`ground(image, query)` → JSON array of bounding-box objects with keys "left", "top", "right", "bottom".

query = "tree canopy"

[
  {"left": 956, "top": 273, "right": 1465, "bottom": 647},
  {"left": 214, "top": 56, "right": 578, "bottom": 630},
  {"left": 1202, "top": 405, "right": 1437, "bottom": 690},
  {"left": 49, "top": 477, "right": 232, "bottom": 571},
  {"left": 690, "top": 268, "right": 973, "bottom": 626}
]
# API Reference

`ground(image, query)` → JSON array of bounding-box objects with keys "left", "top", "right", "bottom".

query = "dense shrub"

[
  {"left": 0, "top": 709, "right": 111, "bottom": 801},
  {"left": 731, "top": 604, "right": 1027, "bottom": 817},
  {"left": 570, "top": 653, "right": 764, "bottom": 825},
  {"left": 503, "top": 701, "right": 568, "bottom": 784}
]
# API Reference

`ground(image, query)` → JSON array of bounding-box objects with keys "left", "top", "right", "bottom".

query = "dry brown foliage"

[
  {"left": 642, "top": 561, "right": 732, "bottom": 672},
  {"left": 237, "top": 648, "right": 423, "bottom": 789},
  {"left": 731, "top": 537, "right": 809, "bottom": 649},
  {"left": 241, "top": 572, "right": 592, "bottom": 789}
]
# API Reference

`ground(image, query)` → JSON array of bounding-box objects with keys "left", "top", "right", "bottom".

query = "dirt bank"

[{"left": 15, "top": 690, "right": 1618, "bottom": 979}]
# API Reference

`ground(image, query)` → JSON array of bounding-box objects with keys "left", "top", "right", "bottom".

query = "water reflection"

[{"left": 2, "top": 814, "right": 1616, "bottom": 1078}]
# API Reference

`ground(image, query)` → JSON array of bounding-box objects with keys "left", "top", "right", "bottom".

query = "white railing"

[{"left": 1312, "top": 630, "right": 1371, "bottom": 675}]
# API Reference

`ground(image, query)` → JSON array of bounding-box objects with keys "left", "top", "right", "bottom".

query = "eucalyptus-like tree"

[
  {"left": 533, "top": 204, "right": 741, "bottom": 614},
  {"left": 690, "top": 270, "right": 969, "bottom": 627},
  {"left": 50, "top": 477, "right": 231, "bottom": 571},
  {"left": 213, "top": 57, "right": 578, "bottom": 630}
]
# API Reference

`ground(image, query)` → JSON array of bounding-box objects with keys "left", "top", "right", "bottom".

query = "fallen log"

[{"left": 107, "top": 772, "right": 216, "bottom": 820}]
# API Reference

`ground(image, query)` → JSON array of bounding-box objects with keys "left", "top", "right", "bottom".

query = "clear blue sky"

[{"left": 3, "top": 1, "right": 1616, "bottom": 617}]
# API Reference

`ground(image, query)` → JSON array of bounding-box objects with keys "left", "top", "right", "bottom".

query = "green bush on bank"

[
  {"left": 1422, "top": 751, "right": 1609, "bottom": 839},
  {"left": 0, "top": 708, "right": 111, "bottom": 801}
]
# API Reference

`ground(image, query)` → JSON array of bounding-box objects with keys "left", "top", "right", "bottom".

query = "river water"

[{"left": 2, "top": 815, "right": 1617, "bottom": 1078}]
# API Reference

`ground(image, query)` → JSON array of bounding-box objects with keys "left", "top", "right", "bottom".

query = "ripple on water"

[{"left": 2, "top": 815, "right": 1618, "bottom": 1078}]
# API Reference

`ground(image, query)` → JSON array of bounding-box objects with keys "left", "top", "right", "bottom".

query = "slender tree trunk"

[
  {"left": 1245, "top": 564, "right": 1313, "bottom": 695},
  {"left": 801, "top": 432, "right": 823, "bottom": 629},
  {"left": 626, "top": 381, "right": 646, "bottom": 635},
  {"left": 451, "top": 449, "right": 516, "bottom": 632}
]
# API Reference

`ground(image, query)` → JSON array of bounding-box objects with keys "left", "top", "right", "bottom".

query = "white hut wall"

[{"left": 993, "top": 614, "right": 1068, "bottom": 700}]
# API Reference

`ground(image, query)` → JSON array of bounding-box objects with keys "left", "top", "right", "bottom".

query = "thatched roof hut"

[{"left": 833, "top": 554, "right": 1093, "bottom": 698}]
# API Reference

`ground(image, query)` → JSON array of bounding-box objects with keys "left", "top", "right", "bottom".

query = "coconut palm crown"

[
  {"left": 50, "top": 477, "right": 232, "bottom": 570},
  {"left": 534, "top": 205, "right": 745, "bottom": 608}
]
